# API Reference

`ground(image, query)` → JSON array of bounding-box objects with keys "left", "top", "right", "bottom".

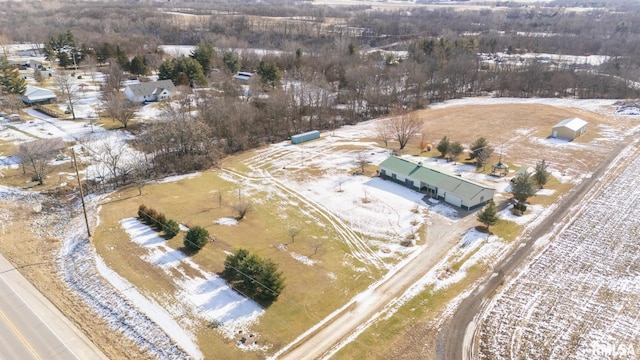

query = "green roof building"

[{"left": 379, "top": 156, "right": 495, "bottom": 210}]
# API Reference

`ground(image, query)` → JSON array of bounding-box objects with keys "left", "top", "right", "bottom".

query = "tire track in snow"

[{"left": 221, "top": 167, "right": 386, "bottom": 269}]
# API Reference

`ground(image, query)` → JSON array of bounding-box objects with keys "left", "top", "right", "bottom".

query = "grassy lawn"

[
  {"left": 333, "top": 265, "right": 485, "bottom": 359},
  {"left": 95, "top": 167, "right": 383, "bottom": 357}
]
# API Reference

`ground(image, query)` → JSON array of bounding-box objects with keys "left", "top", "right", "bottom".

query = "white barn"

[{"left": 552, "top": 118, "right": 587, "bottom": 141}]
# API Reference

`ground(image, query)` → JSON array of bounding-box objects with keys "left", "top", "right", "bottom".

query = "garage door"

[{"left": 444, "top": 193, "right": 462, "bottom": 207}]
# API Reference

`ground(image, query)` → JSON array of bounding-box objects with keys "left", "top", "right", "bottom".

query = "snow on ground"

[
  {"left": 429, "top": 96, "right": 619, "bottom": 115},
  {"left": 498, "top": 204, "right": 545, "bottom": 225},
  {"left": 120, "top": 218, "right": 265, "bottom": 341},
  {"left": 57, "top": 197, "right": 192, "bottom": 359},
  {"left": 215, "top": 217, "right": 238, "bottom": 226},
  {"left": 478, "top": 144, "right": 640, "bottom": 359}
]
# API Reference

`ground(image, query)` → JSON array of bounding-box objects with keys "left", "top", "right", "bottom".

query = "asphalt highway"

[{"left": 0, "top": 253, "right": 107, "bottom": 360}]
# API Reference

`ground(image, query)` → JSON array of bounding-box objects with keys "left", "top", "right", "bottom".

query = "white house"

[
  {"left": 21, "top": 86, "right": 57, "bottom": 105},
  {"left": 124, "top": 80, "right": 177, "bottom": 103},
  {"left": 551, "top": 117, "right": 588, "bottom": 141}
]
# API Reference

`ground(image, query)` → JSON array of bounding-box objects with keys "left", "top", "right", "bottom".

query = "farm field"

[
  {"left": 1, "top": 96, "right": 638, "bottom": 358},
  {"left": 476, "top": 138, "right": 640, "bottom": 359}
]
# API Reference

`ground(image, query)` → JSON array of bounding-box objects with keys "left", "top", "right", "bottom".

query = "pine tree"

[
  {"left": 437, "top": 136, "right": 450, "bottom": 157},
  {"left": 534, "top": 159, "right": 550, "bottom": 189},
  {"left": 511, "top": 172, "right": 537, "bottom": 204},
  {"left": 477, "top": 199, "right": 498, "bottom": 231},
  {"left": 0, "top": 57, "right": 26, "bottom": 95}
]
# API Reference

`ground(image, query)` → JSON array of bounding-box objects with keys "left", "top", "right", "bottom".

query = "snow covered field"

[{"left": 477, "top": 142, "right": 640, "bottom": 359}]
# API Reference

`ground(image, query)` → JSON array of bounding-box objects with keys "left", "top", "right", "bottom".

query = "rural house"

[
  {"left": 21, "top": 85, "right": 57, "bottom": 105},
  {"left": 551, "top": 117, "right": 587, "bottom": 141},
  {"left": 124, "top": 80, "right": 177, "bottom": 103},
  {"left": 379, "top": 156, "right": 495, "bottom": 210}
]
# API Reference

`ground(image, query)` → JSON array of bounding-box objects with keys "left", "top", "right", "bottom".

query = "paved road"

[
  {"left": 0, "top": 254, "right": 108, "bottom": 360},
  {"left": 274, "top": 212, "right": 476, "bottom": 360},
  {"left": 438, "top": 139, "right": 632, "bottom": 360}
]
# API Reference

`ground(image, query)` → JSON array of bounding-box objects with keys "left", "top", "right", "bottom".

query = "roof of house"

[
  {"left": 126, "top": 80, "right": 177, "bottom": 98},
  {"left": 22, "top": 86, "right": 56, "bottom": 102},
  {"left": 233, "top": 72, "right": 253, "bottom": 81},
  {"left": 553, "top": 117, "right": 587, "bottom": 131},
  {"left": 379, "top": 156, "right": 494, "bottom": 200}
]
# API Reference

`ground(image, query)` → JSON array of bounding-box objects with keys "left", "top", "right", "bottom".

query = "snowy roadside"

[{"left": 57, "top": 195, "right": 199, "bottom": 359}]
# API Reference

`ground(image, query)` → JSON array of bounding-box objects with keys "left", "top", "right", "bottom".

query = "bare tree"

[
  {"left": 93, "top": 134, "right": 134, "bottom": 187},
  {"left": 375, "top": 118, "right": 391, "bottom": 147},
  {"left": 233, "top": 201, "right": 253, "bottom": 220},
  {"left": 310, "top": 239, "right": 322, "bottom": 256},
  {"left": 390, "top": 112, "right": 423, "bottom": 150},
  {"left": 102, "top": 92, "right": 138, "bottom": 128},
  {"left": 355, "top": 151, "right": 368, "bottom": 175},
  {"left": 17, "top": 138, "right": 65, "bottom": 185},
  {"left": 54, "top": 72, "right": 79, "bottom": 120},
  {"left": 287, "top": 226, "right": 302, "bottom": 243},
  {"left": 102, "top": 62, "right": 125, "bottom": 95}
]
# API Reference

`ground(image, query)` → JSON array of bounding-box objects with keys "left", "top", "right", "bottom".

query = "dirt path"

[
  {"left": 272, "top": 211, "right": 476, "bottom": 359},
  {"left": 438, "top": 135, "right": 635, "bottom": 360}
]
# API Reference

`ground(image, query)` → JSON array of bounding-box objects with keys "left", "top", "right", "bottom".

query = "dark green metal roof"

[{"left": 379, "top": 156, "right": 495, "bottom": 201}]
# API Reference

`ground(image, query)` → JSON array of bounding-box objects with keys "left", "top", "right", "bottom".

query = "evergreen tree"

[
  {"left": 0, "top": 57, "right": 26, "bottom": 95},
  {"left": 437, "top": 136, "right": 450, "bottom": 157},
  {"left": 448, "top": 141, "right": 464, "bottom": 162},
  {"left": 476, "top": 199, "right": 498, "bottom": 231},
  {"left": 470, "top": 137, "right": 493, "bottom": 167},
  {"left": 256, "top": 61, "right": 281, "bottom": 89},
  {"left": 222, "top": 52, "right": 241, "bottom": 74},
  {"left": 158, "top": 57, "right": 207, "bottom": 86},
  {"left": 511, "top": 171, "right": 537, "bottom": 204},
  {"left": 222, "top": 248, "right": 285, "bottom": 303},
  {"left": 183, "top": 226, "right": 209, "bottom": 251},
  {"left": 534, "top": 159, "right": 550, "bottom": 189},
  {"left": 190, "top": 42, "right": 214, "bottom": 75},
  {"left": 129, "top": 55, "right": 147, "bottom": 77}
]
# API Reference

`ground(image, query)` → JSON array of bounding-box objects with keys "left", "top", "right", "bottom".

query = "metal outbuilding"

[{"left": 552, "top": 117, "right": 587, "bottom": 141}]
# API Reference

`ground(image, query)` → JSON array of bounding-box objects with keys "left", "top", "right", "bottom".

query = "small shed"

[
  {"left": 291, "top": 130, "right": 320, "bottom": 145},
  {"left": 552, "top": 117, "right": 587, "bottom": 141}
]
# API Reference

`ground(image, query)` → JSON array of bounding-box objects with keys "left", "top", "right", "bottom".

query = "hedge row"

[{"left": 137, "top": 204, "right": 180, "bottom": 238}]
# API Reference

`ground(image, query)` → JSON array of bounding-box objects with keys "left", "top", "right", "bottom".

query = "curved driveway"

[{"left": 0, "top": 253, "right": 107, "bottom": 360}]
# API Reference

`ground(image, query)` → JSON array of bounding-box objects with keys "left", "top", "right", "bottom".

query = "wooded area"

[{"left": 3, "top": 0, "right": 640, "bottom": 185}]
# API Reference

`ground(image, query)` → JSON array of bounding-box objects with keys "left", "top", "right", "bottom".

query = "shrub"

[
  {"left": 154, "top": 213, "right": 167, "bottom": 231},
  {"left": 145, "top": 208, "right": 158, "bottom": 225},
  {"left": 165, "top": 219, "right": 180, "bottom": 239},
  {"left": 222, "top": 248, "right": 285, "bottom": 304},
  {"left": 138, "top": 204, "right": 149, "bottom": 222},
  {"left": 184, "top": 226, "right": 209, "bottom": 251}
]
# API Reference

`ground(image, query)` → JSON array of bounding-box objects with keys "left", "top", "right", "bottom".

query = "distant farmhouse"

[
  {"left": 124, "top": 80, "right": 177, "bottom": 103},
  {"left": 551, "top": 117, "right": 587, "bottom": 141},
  {"left": 21, "top": 86, "right": 56, "bottom": 105},
  {"left": 379, "top": 156, "right": 495, "bottom": 210}
]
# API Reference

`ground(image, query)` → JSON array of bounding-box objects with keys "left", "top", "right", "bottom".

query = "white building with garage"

[
  {"left": 551, "top": 117, "right": 587, "bottom": 141},
  {"left": 379, "top": 156, "right": 495, "bottom": 210}
]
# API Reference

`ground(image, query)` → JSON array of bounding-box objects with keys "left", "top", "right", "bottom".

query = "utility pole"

[{"left": 71, "top": 148, "right": 91, "bottom": 237}]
